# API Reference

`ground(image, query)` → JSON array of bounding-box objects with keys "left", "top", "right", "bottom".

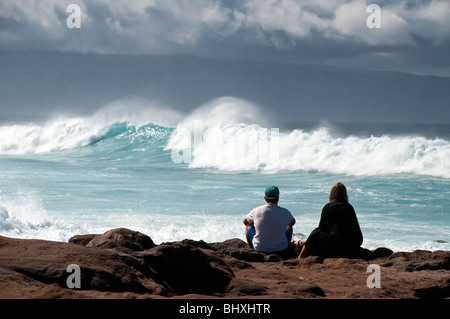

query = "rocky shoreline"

[{"left": 0, "top": 228, "right": 449, "bottom": 299}]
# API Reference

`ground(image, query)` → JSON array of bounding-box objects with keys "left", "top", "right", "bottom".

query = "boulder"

[
  {"left": 209, "top": 238, "right": 267, "bottom": 262},
  {"left": 226, "top": 278, "right": 267, "bottom": 296},
  {"left": 359, "top": 247, "right": 394, "bottom": 261},
  {"left": 68, "top": 234, "right": 100, "bottom": 246},
  {"left": 85, "top": 228, "right": 156, "bottom": 251},
  {"left": 381, "top": 250, "right": 450, "bottom": 272},
  {"left": 139, "top": 242, "right": 235, "bottom": 295},
  {"left": 0, "top": 235, "right": 166, "bottom": 295},
  {"left": 209, "top": 238, "right": 300, "bottom": 262},
  {"left": 414, "top": 277, "right": 450, "bottom": 299}
]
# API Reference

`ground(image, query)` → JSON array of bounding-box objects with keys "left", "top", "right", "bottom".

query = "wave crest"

[
  {"left": 0, "top": 97, "right": 182, "bottom": 154},
  {"left": 166, "top": 121, "right": 450, "bottom": 178},
  {"left": 1, "top": 96, "right": 449, "bottom": 178}
]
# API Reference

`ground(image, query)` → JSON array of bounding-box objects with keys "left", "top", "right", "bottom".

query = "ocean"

[{"left": 0, "top": 97, "right": 449, "bottom": 252}]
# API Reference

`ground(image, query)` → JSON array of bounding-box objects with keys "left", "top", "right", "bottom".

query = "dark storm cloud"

[{"left": 0, "top": 0, "right": 449, "bottom": 75}]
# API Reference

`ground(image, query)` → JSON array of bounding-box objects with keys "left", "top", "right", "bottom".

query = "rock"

[
  {"left": 264, "top": 254, "right": 282, "bottom": 262},
  {"left": 359, "top": 247, "right": 394, "bottom": 260},
  {"left": 140, "top": 242, "right": 235, "bottom": 295},
  {"left": 297, "top": 256, "right": 324, "bottom": 268},
  {"left": 68, "top": 234, "right": 100, "bottom": 246},
  {"left": 278, "top": 281, "right": 326, "bottom": 297},
  {"left": 1, "top": 229, "right": 449, "bottom": 300},
  {"left": 179, "top": 239, "right": 212, "bottom": 250},
  {"left": 414, "top": 277, "right": 450, "bottom": 299},
  {"left": 159, "top": 238, "right": 212, "bottom": 250},
  {"left": 0, "top": 233, "right": 235, "bottom": 297},
  {"left": 322, "top": 258, "right": 368, "bottom": 272},
  {"left": 209, "top": 238, "right": 298, "bottom": 262},
  {"left": 344, "top": 289, "right": 396, "bottom": 299},
  {"left": 226, "top": 278, "right": 267, "bottom": 296},
  {"left": 209, "top": 238, "right": 250, "bottom": 251},
  {"left": 381, "top": 250, "right": 450, "bottom": 272},
  {"left": 0, "top": 235, "right": 166, "bottom": 296},
  {"left": 85, "top": 228, "right": 156, "bottom": 251},
  {"left": 220, "top": 255, "right": 254, "bottom": 270},
  {"left": 209, "top": 238, "right": 266, "bottom": 262}
]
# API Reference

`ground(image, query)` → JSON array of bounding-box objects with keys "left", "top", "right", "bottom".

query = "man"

[{"left": 243, "top": 186, "right": 296, "bottom": 253}]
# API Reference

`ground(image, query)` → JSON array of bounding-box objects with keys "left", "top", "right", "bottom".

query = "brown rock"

[
  {"left": 277, "top": 281, "right": 326, "bottom": 297},
  {"left": 209, "top": 238, "right": 267, "bottom": 262},
  {"left": 359, "top": 247, "right": 394, "bottom": 260},
  {"left": 344, "top": 289, "right": 396, "bottom": 299},
  {"left": 86, "top": 228, "right": 156, "bottom": 251},
  {"left": 1, "top": 229, "right": 449, "bottom": 300},
  {"left": 297, "top": 256, "right": 324, "bottom": 268},
  {"left": 139, "top": 242, "right": 235, "bottom": 295},
  {"left": 209, "top": 238, "right": 298, "bottom": 262},
  {"left": 414, "top": 277, "right": 450, "bottom": 299},
  {"left": 68, "top": 233, "right": 100, "bottom": 246},
  {"left": 0, "top": 235, "right": 166, "bottom": 297},
  {"left": 381, "top": 250, "right": 450, "bottom": 272},
  {"left": 226, "top": 278, "right": 267, "bottom": 296}
]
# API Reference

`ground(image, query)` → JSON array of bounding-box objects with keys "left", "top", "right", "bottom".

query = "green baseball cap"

[{"left": 264, "top": 186, "right": 279, "bottom": 199}]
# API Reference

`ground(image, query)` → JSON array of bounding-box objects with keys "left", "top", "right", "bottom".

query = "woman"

[{"left": 298, "top": 182, "right": 363, "bottom": 259}]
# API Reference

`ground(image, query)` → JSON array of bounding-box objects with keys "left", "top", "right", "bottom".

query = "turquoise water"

[{"left": 0, "top": 104, "right": 449, "bottom": 252}]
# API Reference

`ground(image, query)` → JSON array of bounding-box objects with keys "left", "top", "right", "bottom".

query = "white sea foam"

[
  {"left": 0, "top": 97, "right": 182, "bottom": 154},
  {"left": 274, "top": 127, "right": 450, "bottom": 178},
  {"left": 0, "top": 117, "right": 103, "bottom": 154},
  {"left": 0, "top": 191, "right": 75, "bottom": 241},
  {"left": 1, "top": 96, "right": 449, "bottom": 178},
  {"left": 166, "top": 98, "right": 450, "bottom": 178}
]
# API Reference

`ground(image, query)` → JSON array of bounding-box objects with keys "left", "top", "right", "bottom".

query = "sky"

[
  {"left": 1, "top": 0, "right": 449, "bottom": 76},
  {"left": 0, "top": 0, "right": 449, "bottom": 124}
]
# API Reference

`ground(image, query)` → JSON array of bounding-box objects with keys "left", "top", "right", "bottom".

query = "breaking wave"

[{"left": 1, "top": 97, "right": 449, "bottom": 178}]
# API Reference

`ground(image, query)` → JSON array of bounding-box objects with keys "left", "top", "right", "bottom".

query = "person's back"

[
  {"left": 298, "top": 182, "right": 363, "bottom": 259},
  {"left": 247, "top": 203, "right": 294, "bottom": 252},
  {"left": 320, "top": 201, "right": 363, "bottom": 257},
  {"left": 244, "top": 186, "right": 296, "bottom": 253}
]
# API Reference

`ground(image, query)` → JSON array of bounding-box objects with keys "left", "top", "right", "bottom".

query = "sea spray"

[
  {"left": 166, "top": 123, "right": 450, "bottom": 178},
  {"left": 1, "top": 97, "right": 449, "bottom": 179}
]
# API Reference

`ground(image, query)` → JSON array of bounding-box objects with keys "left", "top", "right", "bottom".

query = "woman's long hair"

[{"left": 329, "top": 182, "right": 349, "bottom": 203}]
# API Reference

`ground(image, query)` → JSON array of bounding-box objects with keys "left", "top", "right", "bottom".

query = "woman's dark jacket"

[{"left": 305, "top": 201, "right": 363, "bottom": 258}]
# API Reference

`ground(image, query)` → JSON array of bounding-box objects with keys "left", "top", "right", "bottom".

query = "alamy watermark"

[
  {"left": 367, "top": 4, "right": 381, "bottom": 29},
  {"left": 170, "top": 121, "right": 280, "bottom": 173},
  {"left": 66, "top": 4, "right": 81, "bottom": 29},
  {"left": 66, "top": 264, "right": 81, "bottom": 289},
  {"left": 63, "top": 4, "right": 381, "bottom": 31},
  {"left": 366, "top": 264, "right": 381, "bottom": 288}
]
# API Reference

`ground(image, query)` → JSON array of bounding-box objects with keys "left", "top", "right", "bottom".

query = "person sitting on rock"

[
  {"left": 297, "top": 182, "right": 363, "bottom": 259},
  {"left": 243, "top": 185, "right": 296, "bottom": 254}
]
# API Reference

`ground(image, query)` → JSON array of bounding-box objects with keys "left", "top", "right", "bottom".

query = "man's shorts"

[{"left": 247, "top": 226, "right": 293, "bottom": 250}]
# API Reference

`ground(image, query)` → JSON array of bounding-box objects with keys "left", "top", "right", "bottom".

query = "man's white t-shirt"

[{"left": 245, "top": 203, "right": 294, "bottom": 253}]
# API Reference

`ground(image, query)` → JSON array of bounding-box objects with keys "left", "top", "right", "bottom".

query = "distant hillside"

[{"left": 1, "top": 50, "right": 449, "bottom": 124}]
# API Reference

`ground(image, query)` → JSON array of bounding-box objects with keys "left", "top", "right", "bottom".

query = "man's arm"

[
  {"left": 243, "top": 217, "right": 253, "bottom": 226},
  {"left": 243, "top": 217, "right": 254, "bottom": 249},
  {"left": 287, "top": 217, "right": 296, "bottom": 230},
  {"left": 289, "top": 218, "right": 296, "bottom": 227}
]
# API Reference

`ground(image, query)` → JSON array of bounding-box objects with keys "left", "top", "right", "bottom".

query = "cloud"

[
  {"left": 241, "top": 0, "right": 327, "bottom": 39},
  {"left": 330, "top": 0, "right": 412, "bottom": 46},
  {"left": 0, "top": 0, "right": 233, "bottom": 53},
  {"left": 237, "top": 0, "right": 450, "bottom": 48},
  {"left": 0, "top": 0, "right": 449, "bottom": 75},
  {"left": 403, "top": 0, "right": 450, "bottom": 45}
]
